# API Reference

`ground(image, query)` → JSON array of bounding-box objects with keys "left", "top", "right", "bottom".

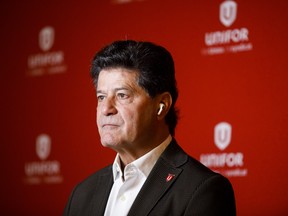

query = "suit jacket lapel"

[
  {"left": 128, "top": 140, "right": 188, "bottom": 216},
  {"left": 90, "top": 167, "right": 114, "bottom": 215}
]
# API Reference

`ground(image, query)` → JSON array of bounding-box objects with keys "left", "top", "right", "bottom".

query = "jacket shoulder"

[
  {"left": 75, "top": 164, "right": 112, "bottom": 193},
  {"left": 63, "top": 165, "right": 113, "bottom": 216}
]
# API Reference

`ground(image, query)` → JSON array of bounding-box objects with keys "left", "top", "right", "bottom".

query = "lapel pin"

[{"left": 166, "top": 173, "right": 175, "bottom": 182}]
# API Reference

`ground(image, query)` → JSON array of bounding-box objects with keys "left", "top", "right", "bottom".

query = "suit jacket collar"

[
  {"left": 128, "top": 139, "right": 188, "bottom": 216},
  {"left": 90, "top": 166, "right": 114, "bottom": 215}
]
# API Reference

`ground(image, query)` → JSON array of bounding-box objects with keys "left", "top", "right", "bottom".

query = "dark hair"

[{"left": 90, "top": 40, "right": 179, "bottom": 136}]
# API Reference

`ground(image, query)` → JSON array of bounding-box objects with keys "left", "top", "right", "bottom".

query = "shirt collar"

[{"left": 112, "top": 135, "right": 172, "bottom": 181}]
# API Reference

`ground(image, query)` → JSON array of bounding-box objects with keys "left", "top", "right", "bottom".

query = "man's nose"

[{"left": 100, "top": 97, "right": 117, "bottom": 116}]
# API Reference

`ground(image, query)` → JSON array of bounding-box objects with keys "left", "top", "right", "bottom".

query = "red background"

[{"left": 1, "top": 0, "right": 288, "bottom": 215}]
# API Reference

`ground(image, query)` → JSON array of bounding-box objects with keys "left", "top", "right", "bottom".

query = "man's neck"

[{"left": 118, "top": 133, "right": 171, "bottom": 169}]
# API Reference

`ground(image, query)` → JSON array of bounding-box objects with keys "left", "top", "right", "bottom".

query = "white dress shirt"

[{"left": 104, "top": 135, "right": 172, "bottom": 216}]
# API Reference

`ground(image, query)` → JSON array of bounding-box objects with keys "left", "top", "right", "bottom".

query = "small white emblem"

[
  {"left": 220, "top": 0, "right": 237, "bottom": 27},
  {"left": 36, "top": 134, "right": 51, "bottom": 160},
  {"left": 39, "top": 26, "right": 54, "bottom": 52},
  {"left": 214, "top": 122, "right": 232, "bottom": 150}
]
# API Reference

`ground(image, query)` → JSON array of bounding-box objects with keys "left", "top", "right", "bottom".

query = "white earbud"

[{"left": 157, "top": 103, "right": 165, "bottom": 115}]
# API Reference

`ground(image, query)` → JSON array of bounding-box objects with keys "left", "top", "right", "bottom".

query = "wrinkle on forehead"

[{"left": 97, "top": 68, "right": 146, "bottom": 95}]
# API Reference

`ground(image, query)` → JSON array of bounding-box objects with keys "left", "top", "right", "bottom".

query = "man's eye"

[
  {"left": 97, "top": 95, "right": 105, "bottom": 101},
  {"left": 117, "top": 93, "right": 128, "bottom": 99}
]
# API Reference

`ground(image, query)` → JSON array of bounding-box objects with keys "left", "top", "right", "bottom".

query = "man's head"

[{"left": 91, "top": 40, "right": 178, "bottom": 135}]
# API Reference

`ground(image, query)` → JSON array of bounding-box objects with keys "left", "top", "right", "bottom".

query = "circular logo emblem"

[
  {"left": 36, "top": 134, "right": 51, "bottom": 160},
  {"left": 39, "top": 26, "right": 54, "bottom": 52}
]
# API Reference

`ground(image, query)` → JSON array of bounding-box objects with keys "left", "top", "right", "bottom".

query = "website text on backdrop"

[{"left": 63, "top": 40, "right": 236, "bottom": 216}]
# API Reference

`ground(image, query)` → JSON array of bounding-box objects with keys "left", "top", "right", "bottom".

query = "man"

[{"left": 63, "top": 40, "right": 236, "bottom": 216}]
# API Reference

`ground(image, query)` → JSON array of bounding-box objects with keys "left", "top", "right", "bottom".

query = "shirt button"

[{"left": 120, "top": 195, "right": 126, "bottom": 201}]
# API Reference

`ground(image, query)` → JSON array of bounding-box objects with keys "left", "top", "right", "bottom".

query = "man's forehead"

[
  {"left": 97, "top": 69, "right": 141, "bottom": 91},
  {"left": 98, "top": 68, "right": 139, "bottom": 85}
]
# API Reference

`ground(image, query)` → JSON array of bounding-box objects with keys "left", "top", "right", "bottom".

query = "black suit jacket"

[{"left": 63, "top": 139, "right": 236, "bottom": 216}]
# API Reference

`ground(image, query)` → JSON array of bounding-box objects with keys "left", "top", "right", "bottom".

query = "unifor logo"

[
  {"left": 36, "top": 134, "right": 51, "bottom": 160},
  {"left": 39, "top": 26, "right": 54, "bottom": 52},
  {"left": 220, "top": 0, "right": 237, "bottom": 27},
  {"left": 214, "top": 122, "right": 232, "bottom": 150}
]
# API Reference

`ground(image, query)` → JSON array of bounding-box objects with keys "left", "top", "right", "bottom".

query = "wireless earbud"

[{"left": 157, "top": 103, "right": 165, "bottom": 115}]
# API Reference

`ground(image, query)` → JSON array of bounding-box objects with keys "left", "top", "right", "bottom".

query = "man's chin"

[
  {"left": 100, "top": 134, "right": 118, "bottom": 147},
  {"left": 101, "top": 141, "right": 120, "bottom": 150}
]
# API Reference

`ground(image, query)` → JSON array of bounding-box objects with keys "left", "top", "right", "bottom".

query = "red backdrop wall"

[{"left": 1, "top": 0, "right": 288, "bottom": 215}]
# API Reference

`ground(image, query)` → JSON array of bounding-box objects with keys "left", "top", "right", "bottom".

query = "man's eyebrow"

[
  {"left": 96, "top": 87, "right": 131, "bottom": 94},
  {"left": 115, "top": 87, "right": 131, "bottom": 91}
]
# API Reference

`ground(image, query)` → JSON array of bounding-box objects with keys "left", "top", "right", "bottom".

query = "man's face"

[{"left": 96, "top": 68, "right": 159, "bottom": 153}]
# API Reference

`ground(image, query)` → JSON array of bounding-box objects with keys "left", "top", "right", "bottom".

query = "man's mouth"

[{"left": 102, "top": 124, "right": 119, "bottom": 129}]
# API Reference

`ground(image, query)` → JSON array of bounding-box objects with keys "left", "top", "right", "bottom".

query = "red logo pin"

[{"left": 166, "top": 173, "right": 175, "bottom": 182}]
